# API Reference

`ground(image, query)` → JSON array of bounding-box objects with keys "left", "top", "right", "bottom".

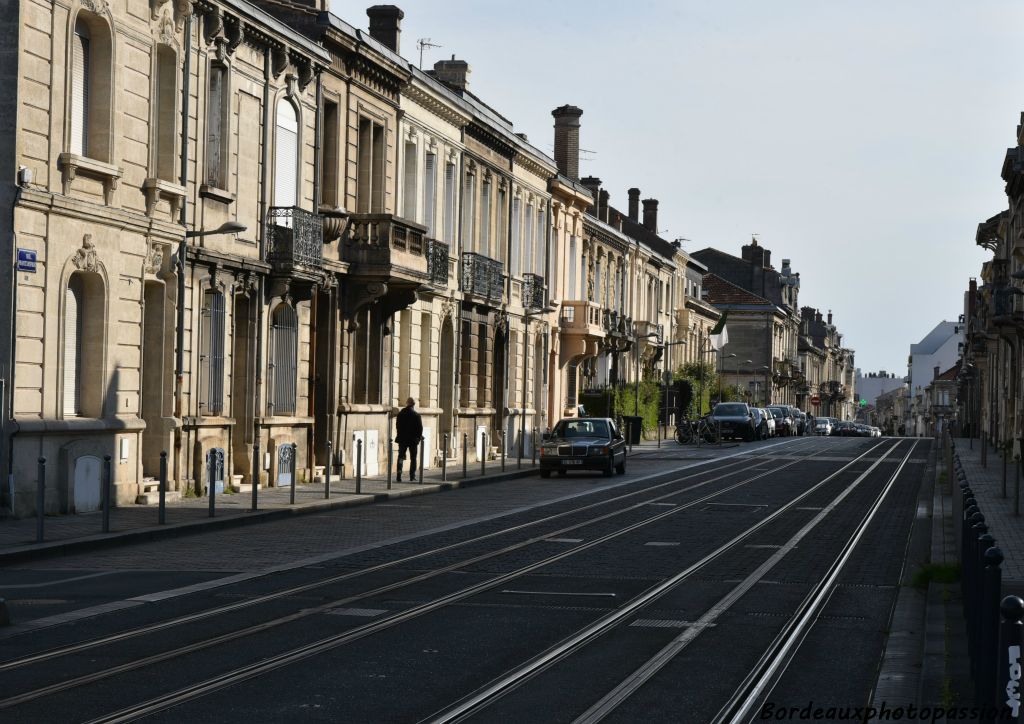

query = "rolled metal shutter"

[
  {"left": 269, "top": 304, "right": 297, "bottom": 415},
  {"left": 63, "top": 278, "right": 82, "bottom": 416},
  {"left": 70, "top": 24, "right": 90, "bottom": 156},
  {"left": 274, "top": 100, "right": 298, "bottom": 210}
]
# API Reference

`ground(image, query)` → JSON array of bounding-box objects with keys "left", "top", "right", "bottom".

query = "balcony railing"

[
  {"left": 266, "top": 207, "right": 323, "bottom": 270},
  {"left": 522, "top": 273, "right": 545, "bottom": 310},
  {"left": 342, "top": 214, "right": 428, "bottom": 278},
  {"left": 427, "top": 239, "right": 449, "bottom": 287},
  {"left": 461, "top": 252, "right": 503, "bottom": 301}
]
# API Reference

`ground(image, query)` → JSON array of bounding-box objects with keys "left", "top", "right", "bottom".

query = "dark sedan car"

[
  {"left": 710, "top": 402, "right": 756, "bottom": 441},
  {"left": 835, "top": 420, "right": 858, "bottom": 436},
  {"left": 539, "top": 417, "right": 627, "bottom": 478}
]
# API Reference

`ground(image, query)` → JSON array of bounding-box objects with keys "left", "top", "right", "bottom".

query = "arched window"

[
  {"left": 154, "top": 45, "right": 177, "bottom": 182},
  {"left": 69, "top": 13, "right": 113, "bottom": 162},
  {"left": 69, "top": 20, "right": 90, "bottom": 157},
  {"left": 63, "top": 275, "right": 83, "bottom": 416},
  {"left": 274, "top": 99, "right": 298, "bottom": 208},
  {"left": 268, "top": 303, "right": 297, "bottom": 416}
]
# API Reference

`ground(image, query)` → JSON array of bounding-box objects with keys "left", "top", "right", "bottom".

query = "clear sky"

[{"left": 336, "top": 0, "right": 1017, "bottom": 373}]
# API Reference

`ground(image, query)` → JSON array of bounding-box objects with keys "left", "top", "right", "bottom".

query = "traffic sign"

[{"left": 810, "top": 394, "right": 820, "bottom": 405}]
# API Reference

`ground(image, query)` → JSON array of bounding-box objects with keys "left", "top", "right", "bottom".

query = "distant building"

[
  {"left": 907, "top": 321, "right": 963, "bottom": 432},
  {"left": 855, "top": 370, "right": 904, "bottom": 409}
]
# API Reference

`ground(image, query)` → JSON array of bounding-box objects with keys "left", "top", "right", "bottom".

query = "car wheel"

[
  {"left": 558, "top": 470, "right": 567, "bottom": 477},
  {"left": 603, "top": 454, "right": 614, "bottom": 477},
  {"left": 540, "top": 470, "right": 551, "bottom": 478},
  {"left": 616, "top": 458, "right": 626, "bottom": 475}
]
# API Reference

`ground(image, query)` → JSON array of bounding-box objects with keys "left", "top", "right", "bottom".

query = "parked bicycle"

[{"left": 675, "top": 416, "right": 718, "bottom": 445}]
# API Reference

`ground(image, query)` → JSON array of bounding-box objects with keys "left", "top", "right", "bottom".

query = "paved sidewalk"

[{"left": 0, "top": 440, "right": 679, "bottom": 564}]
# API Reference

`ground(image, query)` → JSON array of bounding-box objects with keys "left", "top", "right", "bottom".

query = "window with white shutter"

[
  {"left": 274, "top": 99, "right": 298, "bottom": 209},
  {"left": 524, "top": 204, "right": 534, "bottom": 275},
  {"left": 536, "top": 208, "right": 546, "bottom": 276},
  {"left": 510, "top": 197, "right": 520, "bottom": 277},
  {"left": 63, "top": 276, "right": 83, "bottom": 416},
  {"left": 462, "top": 172, "right": 476, "bottom": 252},
  {"left": 481, "top": 179, "right": 491, "bottom": 256},
  {"left": 268, "top": 304, "right": 297, "bottom": 416},
  {"left": 443, "top": 161, "right": 455, "bottom": 244},
  {"left": 423, "top": 153, "right": 436, "bottom": 237},
  {"left": 403, "top": 141, "right": 417, "bottom": 220},
  {"left": 496, "top": 187, "right": 506, "bottom": 264},
  {"left": 568, "top": 235, "right": 577, "bottom": 300},
  {"left": 70, "top": 22, "right": 90, "bottom": 157}
]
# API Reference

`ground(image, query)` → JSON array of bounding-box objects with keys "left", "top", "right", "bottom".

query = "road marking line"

[
  {"left": 644, "top": 542, "right": 680, "bottom": 547},
  {"left": 500, "top": 590, "right": 617, "bottom": 598},
  {"left": 0, "top": 571, "right": 117, "bottom": 590},
  {"left": 629, "top": 620, "right": 716, "bottom": 629},
  {"left": 326, "top": 608, "right": 388, "bottom": 617}
]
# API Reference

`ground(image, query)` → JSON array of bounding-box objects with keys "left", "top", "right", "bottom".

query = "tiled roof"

[
  {"left": 702, "top": 273, "right": 772, "bottom": 306},
  {"left": 936, "top": 362, "right": 960, "bottom": 382}
]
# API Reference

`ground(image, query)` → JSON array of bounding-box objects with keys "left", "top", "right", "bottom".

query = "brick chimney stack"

[
  {"left": 642, "top": 198, "right": 658, "bottom": 233},
  {"left": 366, "top": 5, "right": 404, "bottom": 54},
  {"left": 827, "top": 310, "right": 833, "bottom": 325},
  {"left": 551, "top": 105, "right": 583, "bottom": 181},
  {"left": 433, "top": 55, "right": 471, "bottom": 92},
  {"left": 581, "top": 176, "right": 601, "bottom": 216},
  {"left": 599, "top": 190, "right": 610, "bottom": 223},
  {"left": 628, "top": 188, "right": 640, "bottom": 222}
]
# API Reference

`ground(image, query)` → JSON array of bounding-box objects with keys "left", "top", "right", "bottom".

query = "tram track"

[{"left": 2, "top": 440, "right": 844, "bottom": 722}]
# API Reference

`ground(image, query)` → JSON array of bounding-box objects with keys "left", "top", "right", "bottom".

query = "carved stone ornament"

[
  {"left": 271, "top": 46, "right": 289, "bottom": 79},
  {"left": 285, "top": 73, "right": 299, "bottom": 101},
  {"left": 80, "top": 0, "right": 109, "bottom": 17},
  {"left": 494, "top": 310, "right": 509, "bottom": 334},
  {"left": 143, "top": 243, "right": 167, "bottom": 277},
  {"left": 439, "top": 298, "right": 455, "bottom": 327},
  {"left": 72, "top": 234, "right": 99, "bottom": 273},
  {"left": 225, "top": 17, "right": 244, "bottom": 54},
  {"left": 203, "top": 7, "right": 223, "bottom": 46},
  {"left": 236, "top": 272, "right": 258, "bottom": 296},
  {"left": 297, "top": 61, "right": 314, "bottom": 92}
]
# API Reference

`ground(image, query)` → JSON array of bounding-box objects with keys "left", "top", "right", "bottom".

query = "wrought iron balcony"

[
  {"left": 342, "top": 214, "right": 429, "bottom": 281},
  {"left": 461, "top": 252, "right": 503, "bottom": 302},
  {"left": 521, "top": 273, "right": 546, "bottom": 310},
  {"left": 427, "top": 239, "right": 449, "bottom": 287},
  {"left": 266, "top": 207, "right": 323, "bottom": 272}
]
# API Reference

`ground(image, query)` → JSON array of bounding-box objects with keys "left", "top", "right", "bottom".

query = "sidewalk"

[{"left": 0, "top": 440, "right": 674, "bottom": 565}]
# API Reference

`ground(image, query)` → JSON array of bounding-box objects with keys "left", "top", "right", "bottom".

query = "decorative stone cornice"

[{"left": 404, "top": 82, "right": 470, "bottom": 128}]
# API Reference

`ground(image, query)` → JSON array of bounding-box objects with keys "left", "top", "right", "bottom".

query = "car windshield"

[
  {"left": 768, "top": 408, "right": 784, "bottom": 419},
  {"left": 714, "top": 404, "right": 747, "bottom": 416},
  {"left": 553, "top": 419, "right": 609, "bottom": 438}
]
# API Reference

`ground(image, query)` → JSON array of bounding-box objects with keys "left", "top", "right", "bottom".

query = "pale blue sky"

[{"left": 337, "top": 0, "right": 1017, "bottom": 373}]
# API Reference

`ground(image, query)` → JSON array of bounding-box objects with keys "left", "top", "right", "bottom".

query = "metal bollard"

[
  {"left": 356, "top": 438, "right": 363, "bottom": 495},
  {"left": 419, "top": 435, "right": 425, "bottom": 483},
  {"left": 158, "top": 451, "right": 167, "bottom": 525},
  {"left": 981, "top": 546, "right": 1005, "bottom": 712},
  {"left": 1005, "top": 450, "right": 1009, "bottom": 499},
  {"left": 325, "top": 440, "right": 332, "bottom": 500},
  {"left": 1017, "top": 458, "right": 1022, "bottom": 518},
  {"left": 289, "top": 443, "right": 297, "bottom": 506},
  {"left": 501, "top": 431, "right": 506, "bottom": 472},
  {"left": 209, "top": 452, "right": 217, "bottom": 518},
  {"left": 102, "top": 455, "right": 112, "bottom": 533},
  {"left": 532, "top": 428, "right": 538, "bottom": 465},
  {"left": 998, "top": 595, "right": 1024, "bottom": 722},
  {"left": 387, "top": 437, "right": 393, "bottom": 490},
  {"left": 481, "top": 432, "right": 487, "bottom": 477},
  {"left": 969, "top": 526, "right": 992, "bottom": 674},
  {"left": 442, "top": 433, "right": 448, "bottom": 482},
  {"left": 36, "top": 457, "right": 45, "bottom": 543},
  {"left": 463, "top": 433, "right": 468, "bottom": 479},
  {"left": 252, "top": 438, "right": 260, "bottom": 512}
]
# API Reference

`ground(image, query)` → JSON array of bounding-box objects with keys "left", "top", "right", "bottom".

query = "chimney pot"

[
  {"left": 366, "top": 5, "right": 404, "bottom": 54},
  {"left": 599, "top": 189, "right": 610, "bottom": 223},
  {"left": 580, "top": 176, "right": 601, "bottom": 215},
  {"left": 827, "top": 310, "right": 833, "bottom": 325},
  {"left": 551, "top": 105, "right": 583, "bottom": 181},
  {"left": 641, "top": 198, "right": 658, "bottom": 233},
  {"left": 628, "top": 188, "right": 640, "bottom": 222},
  {"left": 433, "top": 56, "right": 471, "bottom": 91}
]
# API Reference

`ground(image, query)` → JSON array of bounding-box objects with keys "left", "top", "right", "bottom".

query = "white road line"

[{"left": 0, "top": 571, "right": 117, "bottom": 590}]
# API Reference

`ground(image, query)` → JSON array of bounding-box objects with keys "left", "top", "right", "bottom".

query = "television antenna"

[{"left": 417, "top": 38, "right": 441, "bottom": 69}]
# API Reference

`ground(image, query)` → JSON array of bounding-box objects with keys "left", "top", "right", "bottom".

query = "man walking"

[{"left": 395, "top": 397, "right": 423, "bottom": 482}]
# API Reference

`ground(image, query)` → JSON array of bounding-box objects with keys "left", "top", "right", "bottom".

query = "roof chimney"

[
  {"left": 551, "top": 105, "right": 583, "bottom": 181},
  {"left": 827, "top": 310, "right": 833, "bottom": 325},
  {"left": 599, "top": 190, "right": 610, "bottom": 223},
  {"left": 580, "top": 176, "right": 601, "bottom": 216},
  {"left": 627, "top": 188, "right": 640, "bottom": 222},
  {"left": 642, "top": 198, "right": 658, "bottom": 233},
  {"left": 433, "top": 55, "right": 470, "bottom": 92},
  {"left": 934, "top": 365, "right": 940, "bottom": 381},
  {"left": 741, "top": 236, "right": 769, "bottom": 269},
  {"left": 366, "top": 5, "right": 403, "bottom": 54}
]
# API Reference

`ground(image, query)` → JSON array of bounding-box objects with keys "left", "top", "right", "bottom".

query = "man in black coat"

[{"left": 395, "top": 397, "right": 423, "bottom": 482}]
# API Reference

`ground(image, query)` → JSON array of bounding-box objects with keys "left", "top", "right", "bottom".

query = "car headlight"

[
  {"left": 590, "top": 446, "right": 610, "bottom": 455},
  {"left": 541, "top": 446, "right": 558, "bottom": 456}
]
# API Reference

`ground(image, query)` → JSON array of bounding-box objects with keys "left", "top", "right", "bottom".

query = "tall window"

[
  {"left": 462, "top": 171, "right": 476, "bottom": 251},
  {"left": 154, "top": 46, "right": 177, "bottom": 182},
  {"left": 198, "top": 290, "right": 225, "bottom": 415},
  {"left": 524, "top": 203, "right": 534, "bottom": 275},
  {"left": 536, "top": 207, "right": 546, "bottom": 277},
  {"left": 496, "top": 186, "right": 506, "bottom": 264},
  {"left": 69, "top": 21, "right": 91, "bottom": 156},
  {"left": 274, "top": 99, "right": 298, "bottom": 208},
  {"left": 205, "top": 64, "right": 228, "bottom": 188},
  {"left": 423, "top": 152, "right": 436, "bottom": 237},
  {"left": 268, "top": 304, "right": 297, "bottom": 416},
  {"left": 63, "top": 276, "right": 84, "bottom": 416},
  {"left": 480, "top": 178, "right": 491, "bottom": 256},
  {"left": 321, "top": 100, "right": 340, "bottom": 207},
  {"left": 510, "top": 197, "right": 521, "bottom": 277},
  {"left": 357, "top": 117, "right": 385, "bottom": 213},
  {"left": 443, "top": 161, "right": 456, "bottom": 244},
  {"left": 403, "top": 140, "right": 417, "bottom": 220},
  {"left": 568, "top": 235, "right": 577, "bottom": 299}
]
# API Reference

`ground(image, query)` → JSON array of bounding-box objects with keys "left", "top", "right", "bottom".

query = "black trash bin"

[{"left": 623, "top": 416, "right": 643, "bottom": 444}]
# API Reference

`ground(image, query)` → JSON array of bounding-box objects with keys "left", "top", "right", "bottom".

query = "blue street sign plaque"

[{"left": 16, "top": 248, "right": 36, "bottom": 273}]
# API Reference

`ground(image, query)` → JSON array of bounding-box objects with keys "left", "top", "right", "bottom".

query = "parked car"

[
  {"left": 539, "top": 417, "right": 626, "bottom": 478},
  {"left": 814, "top": 417, "right": 833, "bottom": 436},
  {"left": 709, "top": 402, "right": 757, "bottom": 441},
  {"left": 835, "top": 420, "right": 858, "bottom": 436},
  {"left": 750, "top": 407, "right": 771, "bottom": 440},
  {"left": 760, "top": 409, "right": 776, "bottom": 438},
  {"left": 871, "top": 426, "right": 882, "bottom": 437},
  {"left": 767, "top": 406, "right": 795, "bottom": 436},
  {"left": 854, "top": 423, "right": 873, "bottom": 437}
]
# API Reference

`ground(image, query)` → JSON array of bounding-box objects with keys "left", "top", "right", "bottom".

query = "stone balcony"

[
  {"left": 461, "top": 252, "right": 504, "bottom": 303},
  {"left": 342, "top": 213, "right": 429, "bottom": 282},
  {"left": 266, "top": 206, "right": 324, "bottom": 277},
  {"left": 634, "top": 320, "right": 664, "bottom": 342},
  {"left": 559, "top": 300, "right": 604, "bottom": 367}
]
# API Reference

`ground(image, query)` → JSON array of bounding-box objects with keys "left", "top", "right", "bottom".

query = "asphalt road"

[{"left": 0, "top": 435, "right": 929, "bottom": 723}]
